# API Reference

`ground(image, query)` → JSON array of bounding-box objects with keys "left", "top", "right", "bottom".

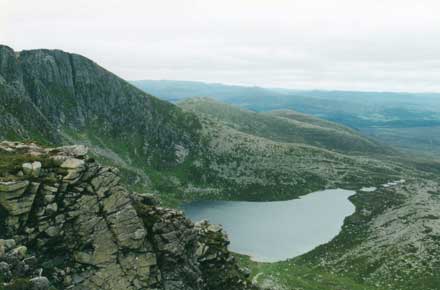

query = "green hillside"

[
  {"left": 179, "top": 97, "right": 392, "bottom": 156},
  {"left": 133, "top": 80, "right": 440, "bottom": 158}
]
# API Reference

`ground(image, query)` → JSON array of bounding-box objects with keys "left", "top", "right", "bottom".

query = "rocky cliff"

[{"left": 0, "top": 141, "right": 256, "bottom": 290}]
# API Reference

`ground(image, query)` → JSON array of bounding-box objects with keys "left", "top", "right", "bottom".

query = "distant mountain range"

[{"left": 132, "top": 80, "right": 440, "bottom": 157}]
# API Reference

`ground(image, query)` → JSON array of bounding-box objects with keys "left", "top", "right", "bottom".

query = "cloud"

[{"left": 2, "top": 0, "right": 440, "bottom": 92}]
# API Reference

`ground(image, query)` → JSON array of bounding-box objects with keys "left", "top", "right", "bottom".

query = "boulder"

[
  {"left": 2, "top": 239, "right": 16, "bottom": 251},
  {"left": 54, "top": 145, "right": 88, "bottom": 158},
  {"left": 12, "top": 246, "right": 27, "bottom": 258},
  {"left": 44, "top": 194, "right": 55, "bottom": 203},
  {"left": 0, "top": 241, "right": 5, "bottom": 258},
  {"left": 22, "top": 162, "right": 33, "bottom": 176},
  {"left": 45, "top": 226, "right": 60, "bottom": 237},
  {"left": 21, "top": 162, "right": 42, "bottom": 177},
  {"left": 45, "top": 203, "right": 58, "bottom": 215},
  {"left": 0, "top": 261, "right": 11, "bottom": 279},
  {"left": 0, "top": 261, "right": 10, "bottom": 273},
  {"left": 30, "top": 276, "right": 50, "bottom": 290},
  {"left": 31, "top": 161, "right": 42, "bottom": 177},
  {"left": 60, "top": 158, "right": 85, "bottom": 169}
]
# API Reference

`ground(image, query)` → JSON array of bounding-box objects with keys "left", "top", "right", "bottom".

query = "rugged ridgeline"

[
  {"left": 0, "top": 141, "right": 257, "bottom": 290},
  {"left": 0, "top": 45, "right": 405, "bottom": 201},
  {"left": 0, "top": 45, "right": 202, "bottom": 190}
]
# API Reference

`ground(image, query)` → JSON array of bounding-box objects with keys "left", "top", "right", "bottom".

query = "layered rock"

[{"left": 0, "top": 141, "right": 257, "bottom": 290}]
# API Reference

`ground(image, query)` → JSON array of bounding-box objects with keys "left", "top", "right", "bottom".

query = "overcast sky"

[{"left": 1, "top": 0, "right": 440, "bottom": 92}]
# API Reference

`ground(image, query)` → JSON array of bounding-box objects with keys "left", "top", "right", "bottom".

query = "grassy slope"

[
  {"left": 178, "top": 97, "right": 391, "bottom": 156},
  {"left": 236, "top": 254, "right": 385, "bottom": 290},
  {"left": 362, "top": 126, "right": 440, "bottom": 159},
  {"left": 133, "top": 80, "right": 440, "bottom": 158},
  {"left": 235, "top": 176, "right": 440, "bottom": 290},
  {"left": 185, "top": 109, "right": 410, "bottom": 202}
]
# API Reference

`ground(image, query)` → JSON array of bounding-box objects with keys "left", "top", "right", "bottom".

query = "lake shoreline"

[{"left": 183, "top": 188, "right": 356, "bottom": 262}]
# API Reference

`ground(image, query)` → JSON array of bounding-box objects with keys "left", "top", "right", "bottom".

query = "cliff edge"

[{"left": 0, "top": 141, "right": 256, "bottom": 290}]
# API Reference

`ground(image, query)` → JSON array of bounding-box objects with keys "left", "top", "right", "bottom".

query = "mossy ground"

[
  {"left": 235, "top": 254, "right": 384, "bottom": 290},
  {"left": 0, "top": 148, "right": 56, "bottom": 181}
]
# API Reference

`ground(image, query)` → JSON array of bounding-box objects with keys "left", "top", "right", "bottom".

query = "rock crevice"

[{"left": 0, "top": 141, "right": 257, "bottom": 290}]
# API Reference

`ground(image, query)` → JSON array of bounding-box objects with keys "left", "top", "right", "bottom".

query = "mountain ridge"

[
  {"left": 0, "top": 44, "right": 404, "bottom": 202},
  {"left": 178, "top": 97, "right": 392, "bottom": 156}
]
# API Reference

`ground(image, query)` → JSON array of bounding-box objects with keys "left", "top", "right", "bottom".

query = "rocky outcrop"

[
  {"left": 194, "top": 221, "right": 254, "bottom": 290},
  {"left": 0, "top": 238, "right": 50, "bottom": 290},
  {"left": 0, "top": 141, "right": 257, "bottom": 290}
]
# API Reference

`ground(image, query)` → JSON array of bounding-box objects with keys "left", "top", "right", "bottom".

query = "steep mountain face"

[
  {"left": 0, "top": 45, "right": 212, "bottom": 198},
  {"left": 0, "top": 46, "right": 61, "bottom": 145},
  {"left": 0, "top": 45, "right": 404, "bottom": 201},
  {"left": 0, "top": 141, "right": 256, "bottom": 290},
  {"left": 0, "top": 45, "right": 202, "bottom": 168},
  {"left": 178, "top": 97, "right": 390, "bottom": 156}
]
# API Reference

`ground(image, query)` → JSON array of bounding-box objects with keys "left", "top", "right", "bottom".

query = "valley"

[{"left": 0, "top": 45, "right": 439, "bottom": 290}]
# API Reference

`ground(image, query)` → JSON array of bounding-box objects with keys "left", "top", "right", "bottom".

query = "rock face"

[
  {"left": 0, "top": 142, "right": 257, "bottom": 290},
  {"left": 0, "top": 45, "right": 200, "bottom": 167},
  {"left": 0, "top": 44, "right": 202, "bottom": 195}
]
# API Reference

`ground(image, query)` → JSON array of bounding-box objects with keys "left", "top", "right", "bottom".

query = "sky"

[{"left": 1, "top": 0, "right": 440, "bottom": 92}]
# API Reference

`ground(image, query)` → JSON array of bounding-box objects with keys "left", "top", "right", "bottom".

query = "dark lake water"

[{"left": 182, "top": 189, "right": 355, "bottom": 262}]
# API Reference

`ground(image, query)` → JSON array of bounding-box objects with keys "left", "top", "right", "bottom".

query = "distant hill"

[
  {"left": 132, "top": 80, "right": 440, "bottom": 157},
  {"left": 131, "top": 80, "right": 440, "bottom": 117},
  {"left": 130, "top": 79, "right": 282, "bottom": 103},
  {"left": 178, "top": 97, "right": 392, "bottom": 156}
]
